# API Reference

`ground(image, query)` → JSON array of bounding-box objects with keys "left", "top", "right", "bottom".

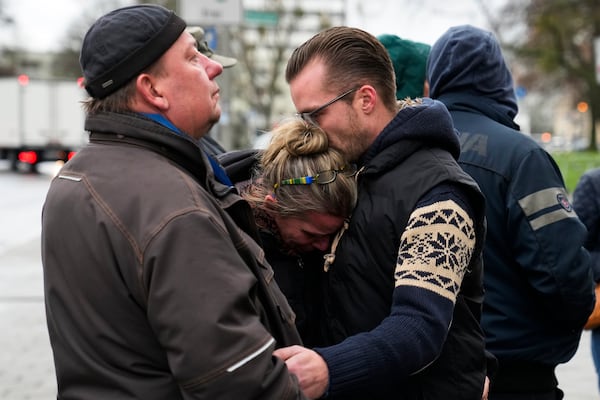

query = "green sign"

[{"left": 244, "top": 10, "right": 279, "bottom": 26}]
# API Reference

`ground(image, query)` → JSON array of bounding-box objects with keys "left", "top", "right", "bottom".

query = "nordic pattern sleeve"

[{"left": 314, "top": 183, "right": 476, "bottom": 399}]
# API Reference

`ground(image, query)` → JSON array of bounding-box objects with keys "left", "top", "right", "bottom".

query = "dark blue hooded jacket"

[
  {"left": 573, "top": 168, "right": 600, "bottom": 283},
  {"left": 427, "top": 25, "right": 595, "bottom": 392}
]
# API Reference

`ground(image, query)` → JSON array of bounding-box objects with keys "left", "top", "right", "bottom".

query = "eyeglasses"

[
  {"left": 296, "top": 87, "right": 359, "bottom": 127},
  {"left": 274, "top": 164, "right": 357, "bottom": 190}
]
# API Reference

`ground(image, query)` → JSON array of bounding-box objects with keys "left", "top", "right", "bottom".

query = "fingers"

[
  {"left": 273, "top": 344, "right": 303, "bottom": 360},
  {"left": 481, "top": 376, "right": 490, "bottom": 400},
  {"left": 272, "top": 346, "right": 329, "bottom": 399}
]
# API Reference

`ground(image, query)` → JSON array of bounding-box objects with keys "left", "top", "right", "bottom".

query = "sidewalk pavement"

[
  {"left": 0, "top": 238, "right": 55, "bottom": 399},
  {"left": 1, "top": 235, "right": 598, "bottom": 399}
]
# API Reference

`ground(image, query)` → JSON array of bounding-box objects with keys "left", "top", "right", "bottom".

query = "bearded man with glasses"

[{"left": 273, "top": 26, "right": 489, "bottom": 400}]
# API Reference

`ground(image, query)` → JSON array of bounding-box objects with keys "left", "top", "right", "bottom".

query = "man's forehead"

[
  {"left": 289, "top": 60, "right": 330, "bottom": 108},
  {"left": 292, "top": 59, "right": 327, "bottom": 86}
]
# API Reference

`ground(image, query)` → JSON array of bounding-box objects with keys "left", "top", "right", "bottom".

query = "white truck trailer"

[{"left": 0, "top": 75, "right": 87, "bottom": 172}]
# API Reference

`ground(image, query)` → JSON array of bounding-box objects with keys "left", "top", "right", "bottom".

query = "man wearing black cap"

[{"left": 41, "top": 4, "right": 306, "bottom": 399}]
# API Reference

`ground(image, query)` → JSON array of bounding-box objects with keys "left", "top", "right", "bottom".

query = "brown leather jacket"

[{"left": 42, "top": 112, "right": 305, "bottom": 399}]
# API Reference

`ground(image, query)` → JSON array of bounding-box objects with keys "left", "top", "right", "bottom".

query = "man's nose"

[{"left": 206, "top": 57, "right": 223, "bottom": 78}]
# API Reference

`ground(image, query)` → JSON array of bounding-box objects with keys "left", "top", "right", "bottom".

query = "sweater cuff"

[{"left": 314, "top": 340, "right": 370, "bottom": 398}]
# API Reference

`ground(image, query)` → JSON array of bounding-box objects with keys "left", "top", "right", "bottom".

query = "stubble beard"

[{"left": 339, "top": 111, "right": 368, "bottom": 162}]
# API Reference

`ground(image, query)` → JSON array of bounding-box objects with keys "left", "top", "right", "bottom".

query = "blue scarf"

[{"left": 140, "top": 113, "right": 232, "bottom": 186}]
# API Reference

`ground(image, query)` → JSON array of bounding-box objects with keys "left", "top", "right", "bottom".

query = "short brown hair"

[
  {"left": 82, "top": 60, "right": 167, "bottom": 115},
  {"left": 286, "top": 26, "right": 397, "bottom": 112}
]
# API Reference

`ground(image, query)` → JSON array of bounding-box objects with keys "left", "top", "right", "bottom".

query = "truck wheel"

[
  {"left": 9, "top": 153, "right": 18, "bottom": 172},
  {"left": 29, "top": 161, "right": 38, "bottom": 174}
]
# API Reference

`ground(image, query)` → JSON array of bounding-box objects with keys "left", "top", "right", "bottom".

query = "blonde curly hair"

[{"left": 244, "top": 118, "right": 357, "bottom": 218}]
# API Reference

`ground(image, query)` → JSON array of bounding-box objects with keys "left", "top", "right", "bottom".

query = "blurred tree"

[
  {"left": 148, "top": 0, "right": 177, "bottom": 9},
  {"left": 224, "top": 0, "right": 344, "bottom": 148},
  {"left": 51, "top": 27, "right": 83, "bottom": 78},
  {"left": 50, "top": 0, "right": 345, "bottom": 149},
  {"left": 51, "top": 0, "right": 126, "bottom": 78},
  {"left": 228, "top": 2, "right": 307, "bottom": 147},
  {"left": 495, "top": 0, "right": 600, "bottom": 151},
  {"left": 0, "top": 0, "right": 14, "bottom": 37},
  {"left": 0, "top": 0, "right": 16, "bottom": 76}
]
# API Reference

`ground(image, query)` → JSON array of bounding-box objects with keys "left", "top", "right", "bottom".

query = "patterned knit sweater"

[{"left": 315, "top": 98, "right": 487, "bottom": 400}]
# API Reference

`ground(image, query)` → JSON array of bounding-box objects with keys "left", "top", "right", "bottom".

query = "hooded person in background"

[
  {"left": 41, "top": 4, "right": 306, "bottom": 399},
  {"left": 427, "top": 24, "right": 595, "bottom": 400}
]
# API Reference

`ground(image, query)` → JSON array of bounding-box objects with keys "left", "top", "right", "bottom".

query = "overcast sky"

[
  {"left": 1, "top": 0, "right": 131, "bottom": 52},
  {"left": 1, "top": 0, "right": 501, "bottom": 52},
  {"left": 2, "top": 0, "right": 82, "bottom": 51},
  {"left": 346, "top": 0, "right": 499, "bottom": 45}
]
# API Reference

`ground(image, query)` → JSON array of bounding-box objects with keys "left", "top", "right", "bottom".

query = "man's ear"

[
  {"left": 136, "top": 73, "right": 168, "bottom": 111},
  {"left": 356, "top": 85, "right": 377, "bottom": 114}
]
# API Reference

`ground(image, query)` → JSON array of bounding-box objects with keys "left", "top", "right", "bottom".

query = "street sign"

[
  {"left": 204, "top": 27, "right": 218, "bottom": 50},
  {"left": 244, "top": 10, "right": 279, "bottom": 26},
  {"left": 180, "top": 0, "right": 243, "bottom": 26}
]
